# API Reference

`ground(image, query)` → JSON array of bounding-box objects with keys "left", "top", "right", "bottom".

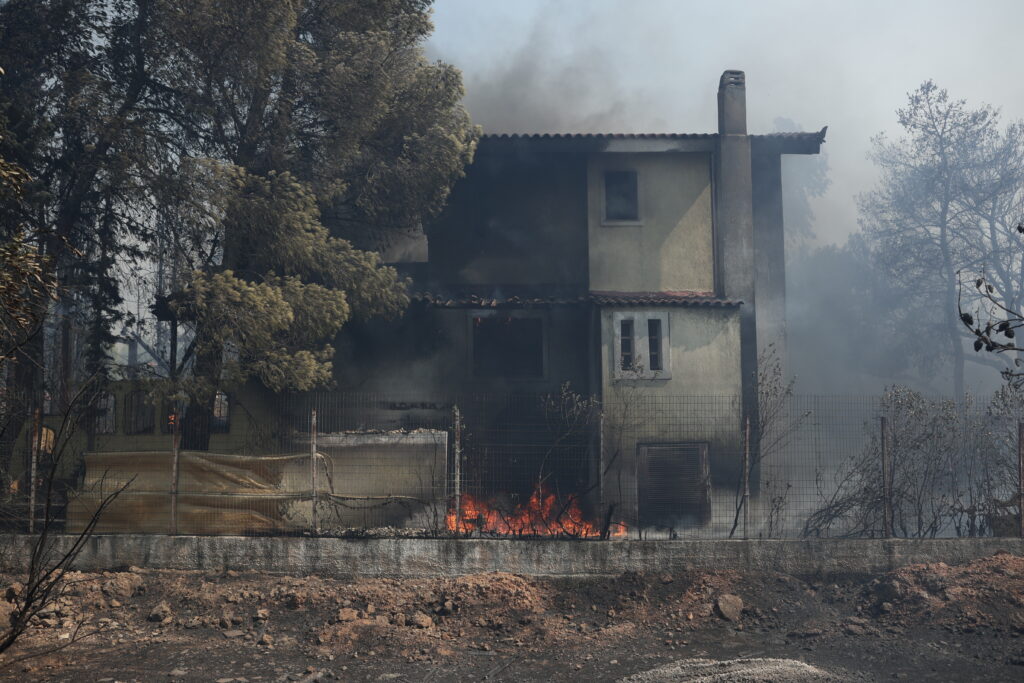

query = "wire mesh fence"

[{"left": 12, "top": 387, "right": 1024, "bottom": 540}]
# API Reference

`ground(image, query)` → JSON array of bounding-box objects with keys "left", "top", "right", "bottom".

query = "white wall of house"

[{"left": 587, "top": 152, "right": 715, "bottom": 294}]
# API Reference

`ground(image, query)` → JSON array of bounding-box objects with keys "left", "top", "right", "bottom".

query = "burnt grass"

[{"left": 2, "top": 552, "right": 1024, "bottom": 681}]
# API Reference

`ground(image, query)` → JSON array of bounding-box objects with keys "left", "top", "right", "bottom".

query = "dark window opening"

[
  {"left": 647, "top": 318, "right": 663, "bottom": 371},
  {"left": 620, "top": 319, "right": 634, "bottom": 370},
  {"left": 124, "top": 390, "right": 154, "bottom": 435},
  {"left": 639, "top": 443, "right": 711, "bottom": 527},
  {"left": 472, "top": 316, "right": 544, "bottom": 378},
  {"left": 94, "top": 393, "right": 116, "bottom": 435},
  {"left": 604, "top": 170, "right": 639, "bottom": 221},
  {"left": 211, "top": 391, "right": 230, "bottom": 433}
]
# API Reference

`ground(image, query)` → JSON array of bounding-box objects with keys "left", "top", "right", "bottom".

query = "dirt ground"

[{"left": 2, "top": 551, "right": 1024, "bottom": 682}]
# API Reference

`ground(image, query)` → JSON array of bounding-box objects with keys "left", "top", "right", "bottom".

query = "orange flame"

[{"left": 447, "top": 485, "right": 627, "bottom": 538}]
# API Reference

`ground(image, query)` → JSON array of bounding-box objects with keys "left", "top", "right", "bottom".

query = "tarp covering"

[{"left": 67, "top": 431, "right": 448, "bottom": 535}]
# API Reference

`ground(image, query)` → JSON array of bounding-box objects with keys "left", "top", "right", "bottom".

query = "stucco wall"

[
  {"left": 599, "top": 307, "right": 742, "bottom": 398},
  {"left": 587, "top": 153, "right": 714, "bottom": 293},
  {"left": 597, "top": 307, "right": 744, "bottom": 526}
]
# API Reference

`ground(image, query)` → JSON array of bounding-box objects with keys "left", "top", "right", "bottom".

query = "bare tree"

[
  {"left": 0, "top": 378, "right": 129, "bottom": 659},
  {"left": 861, "top": 81, "right": 1024, "bottom": 396}
]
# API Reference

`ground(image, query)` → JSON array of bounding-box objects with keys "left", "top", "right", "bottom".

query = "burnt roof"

[
  {"left": 410, "top": 287, "right": 741, "bottom": 308},
  {"left": 480, "top": 127, "right": 827, "bottom": 155}
]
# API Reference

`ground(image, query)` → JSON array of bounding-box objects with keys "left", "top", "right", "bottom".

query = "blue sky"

[{"left": 427, "top": 0, "right": 1024, "bottom": 246}]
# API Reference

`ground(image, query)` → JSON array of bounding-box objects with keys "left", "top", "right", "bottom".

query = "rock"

[
  {"left": 874, "top": 579, "right": 904, "bottom": 603},
  {"left": 102, "top": 573, "right": 143, "bottom": 601},
  {"left": 660, "top": 574, "right": 675, "bottom": 584},
  {"left": 168, "top": 669, "right": 187, "bottom": 678},
  {"left": 393, "top": 614, "right": 406, "bottom": 627},
  {"left": 148, "top": 601, "right": 173, "bottom": 623},
  {"left": 716, "top": 594, "right": 744, "bottom": 622},
  {"left": 5, "top": 582, "right": 23, "bottom": 602},
  {"left": 258, "top": 632, "right": 273, "bottom": 646},
  {"left": 219, "top": 612, "right": 234, "bottom": 629},
  {"left": 337, "top": 608, "right": 359, "bottom": 622},
  {"left": 254, "top": 608, "right": 269, "bottom": 621},
  {"left": 223, "top": 630, "right": 245, "bottom": 639},
  {"left": 409, "top": 611, "right": 433, "bottom": 629},
  {"left": 844, "top": 622, "right": 867, "bottom": 636}
]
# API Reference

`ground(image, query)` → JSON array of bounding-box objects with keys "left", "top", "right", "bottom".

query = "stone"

[
  {"left": 5, "top": 582, "right": 24, "bottom": 603},
  {"left": 223, "top": 630, "right": 245, "bottom": 639},
  {"left": 409, "top": 611, "right": 433, "bottom": 629},
  {"left": 258, "top": 632, "right": 273, "bottom": 646},
  {"left": 254, "top": 608, "right": 270, "bottom": 621},
  {"left": 102, "top": 574, "right": 143, "bottom": 601},
  {"left": 168, "top": 669, "right": 187, "bottom": 678},
  {"left": 148, "top": 601, "right": 173, "bottom": 623},
  {"left": 337, "top": 608, "right": 358, "bottom": 622},
  {"left": 716, "top": 594, "right": 744, "bottom": 622}
]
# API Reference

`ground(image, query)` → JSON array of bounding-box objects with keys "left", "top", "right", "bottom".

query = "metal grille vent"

[{"left": 638, "top": 443, "right": 711, "bottom": 528}]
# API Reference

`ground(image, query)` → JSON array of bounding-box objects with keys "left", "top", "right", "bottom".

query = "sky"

[{"left": 427, "top": 0, "right": 1024, "bottom": 247}]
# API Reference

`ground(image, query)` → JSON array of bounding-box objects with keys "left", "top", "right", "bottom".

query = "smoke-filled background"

[{"left": 428, "top": 0, "right": 1024, "bottom": 396}]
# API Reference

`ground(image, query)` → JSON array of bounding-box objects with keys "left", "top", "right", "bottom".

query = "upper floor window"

[
  {"left": 472, "top": 314, "right": 545, "bottom": 379},
  {"left": 613, "top": 311, "right": 670, "bottom": 379},
  {"left": 603, "top": 170, "right": 640, "bottom": 223}
]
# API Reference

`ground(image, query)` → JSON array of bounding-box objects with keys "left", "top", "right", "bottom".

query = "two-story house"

[{"left": 328, "top": 71, "right": 826, "bottom": 529}]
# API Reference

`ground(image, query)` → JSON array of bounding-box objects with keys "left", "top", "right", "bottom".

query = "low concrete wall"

[{"left": 3, "top": 535, "right": 1023, "bottom": 578}]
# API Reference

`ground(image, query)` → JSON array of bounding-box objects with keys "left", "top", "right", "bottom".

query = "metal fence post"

[
  {"left": 170, "top": 408, "right": 180, "bottom": 535},
  {"left": 1018, "top": 421, "right": 1023, "bottom": 539},
  {"left": 742, "top": 415, "right": 750, "bottom": 540},
  {"left": 880, "top": 415, "right": 892, "bottom": 538},
  {"left": 310, "top": 408, "right": 318, "bottom": 535},
  {"left": 28, "top": 407, "right": 41, "bottom": 534},
  {"left": 453, "top": 404, "right": 461, "bottom": 533}
]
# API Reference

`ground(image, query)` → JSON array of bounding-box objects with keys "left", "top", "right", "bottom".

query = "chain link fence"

[{"left": 11, "top": 387, "right": 1024, "bottom": 540}]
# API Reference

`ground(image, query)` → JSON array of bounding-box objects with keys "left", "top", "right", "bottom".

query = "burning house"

[{"left": 327, "top": 70, "right": 827, "bottom": 533}]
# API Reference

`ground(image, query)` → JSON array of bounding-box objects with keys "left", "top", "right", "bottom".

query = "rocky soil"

[{"left": 0, "top": 551, "right": 1023, "bottom": 681}]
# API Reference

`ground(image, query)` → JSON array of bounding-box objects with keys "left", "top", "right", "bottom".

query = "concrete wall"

[
  {"left": 587, "top": 153, "right": 714, "bottom": 294},
  {"left": 6, "top": 534, "right": 1021, "bottom": 578}
]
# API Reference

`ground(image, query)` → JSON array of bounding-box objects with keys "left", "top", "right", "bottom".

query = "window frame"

[
  {"left": 467, "top": 310, "right": 548, "bottom": 380},
  {"left": 600, "top": 168, "right": 643, "bottom": 226},
  {"left": 612, "top": 310, "right": 671, "bottom": 380}
]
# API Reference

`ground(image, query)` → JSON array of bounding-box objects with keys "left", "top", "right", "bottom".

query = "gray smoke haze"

[{"left": 428, "top": 0, "right": 1024, "bottom": 396}]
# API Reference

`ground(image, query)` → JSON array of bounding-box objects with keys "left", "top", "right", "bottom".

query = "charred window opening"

[
  {"left": 94, "top": 392, "right": 116, "bottom": 435},
  {"left": 639, "top": 443, "right": 711, "bottom": 528},
  {"left": 620, "top": 319, "right": 635, "bottom": 370},
  {"left": 472, "top": 315, "right": 544, "bottom": 378},
  {"left": 124, "top": 390, "right": 154, "bottom": 435},
  {"left": 211, "top": 391, "right": 230, "bottom": 433},
  {"left": 647, "top": 318, "right": 663, "bottom": 371},
  {"left": 603, "top": 170, "right": 639, "bottom": 222}
]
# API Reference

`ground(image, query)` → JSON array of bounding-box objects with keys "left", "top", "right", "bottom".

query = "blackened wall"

[{"left": 427, "top": 140, "right": 589, "bottom": 289}]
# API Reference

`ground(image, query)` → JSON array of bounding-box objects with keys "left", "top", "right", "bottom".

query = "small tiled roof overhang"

[
  {"left": 590, "top": 291, "right": 742, "bottom": 307},
  {"left": 412, "top": 292, "right": 581, "bottom": 308},
  {"left": 411, "top": 289, "right": 742, "bottom": 308}
]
